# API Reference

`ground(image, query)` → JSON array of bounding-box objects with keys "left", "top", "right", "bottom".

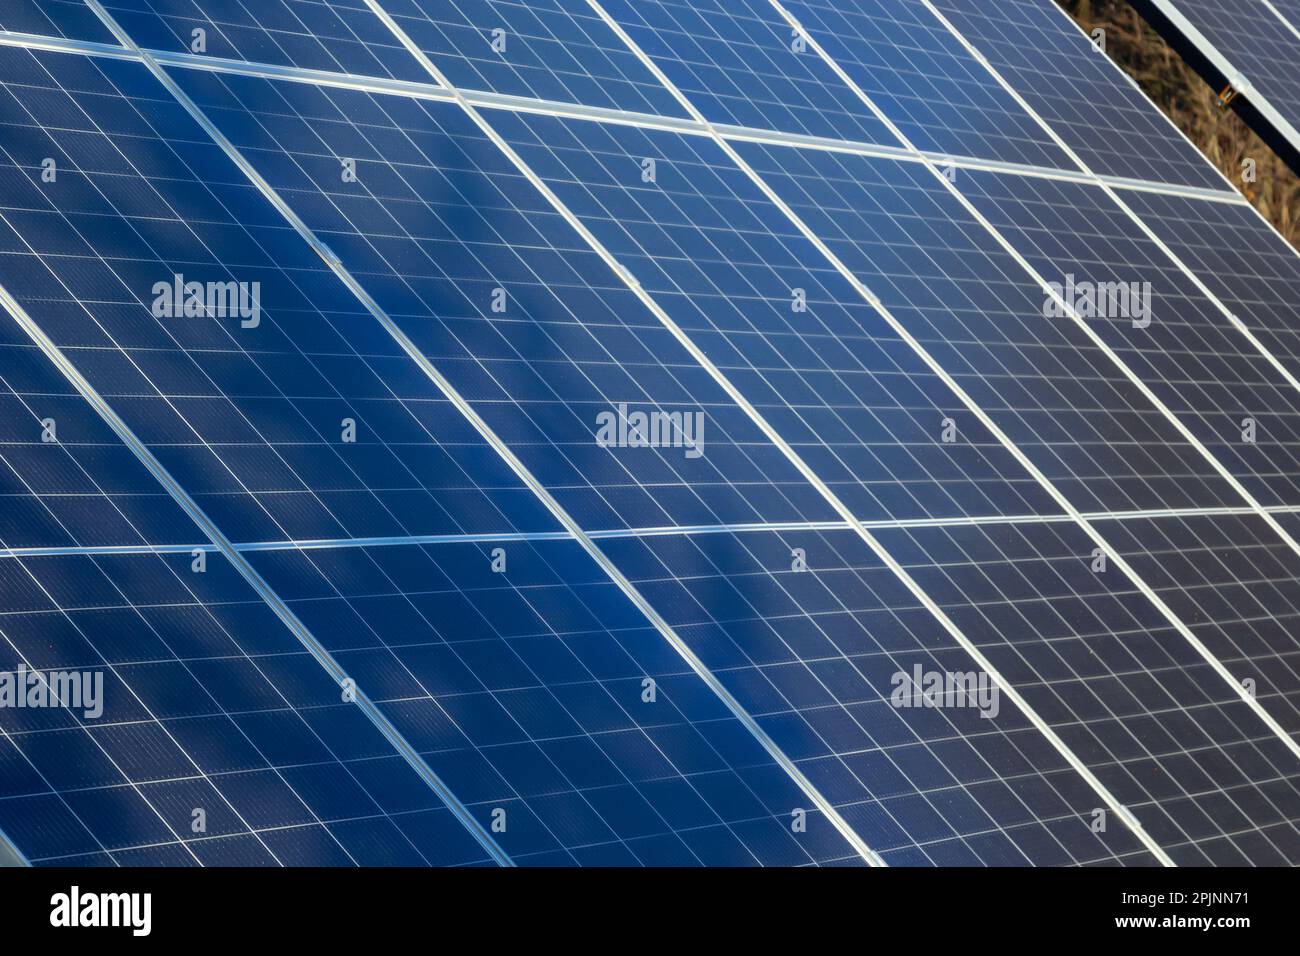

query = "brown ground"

[{"left": 1059, "top": 0, "right": 1300, "bottom": 246}]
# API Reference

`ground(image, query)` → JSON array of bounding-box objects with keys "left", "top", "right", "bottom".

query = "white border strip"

[{"left": 2, "top": 503, "right": 1292, "bottom": 561}]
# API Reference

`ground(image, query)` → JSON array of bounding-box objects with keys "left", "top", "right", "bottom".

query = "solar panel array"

[{"left": 0, "top": 0, "right": 1298, "bottom": 867}]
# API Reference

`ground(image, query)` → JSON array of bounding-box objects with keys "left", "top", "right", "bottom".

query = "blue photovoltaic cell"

[
  {"left": 98, "top": 0, "right": 431, "bottom": 82},
  {"left": 1117, "top": 190, "right": 1300, "bottom": 389},
  {"left": 486, "top": 110, "right": 1064, "bottom": 522},
  {"left": 599, "top": 0, "right": 897, "bottom": 145},
  {"left": 0, "top": 548, "right": 495, "bottom": 866},
  {"left": 873, "top": 520, "right": 1300, "bottom": 866},
  {"left": 781, "top": 0, "right": 1072, "bottom": 170},
  {"left": 0, "top": 47, "right": 558, "bottom": 543},
  {"left": 730, "top": 141, "right": 1243, "bottom": 514},
  {"left": 0, "top": 336, "right": 199, "bottom": 548},
  {"left": 600, "top": 526, "right": 1159, "bottom": 865},
  {"left": 956, "top": 170, "right": 1300, "bottom": 509},
  {"left": 247, "top": 536, "right": 865, "bottom": 866},
  {"left": 381, "top": 0, "right": 692, "bottom": 118},
  {"left": 1161, "top": 0, "right": 1300, "bottom": 145},
  {"left": 932, "top": 0, "right": 1230, "bottom": 192},
  {"left": 167, "top": 69, "right": 841, "bottom": 531},
  {"left": 0, "top": 0, "right": 120, "bottom": 44},
  {"left": 1092, "top": 513, "right": 1300, "bottom": 744}
]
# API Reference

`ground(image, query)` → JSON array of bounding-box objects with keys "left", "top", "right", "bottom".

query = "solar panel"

[
  {"left": 95, "top": 0, "right": 431, "bottom": 81},
  {"left": 878, "top": 519, "right": 1300, "bottom": 865},
  {"left": 955, "top": 169, "right": 1300, "bottom": 509},
  {"left": 931, "top": 0, "right": 1233, "bottom": 192},
  {"left": 380, "top": 0, "right": 693, "bottom": 117},
  {"left": 0, "top": 0, "right": 119, "bottom": 45},
  {"left": 0, "top": 0, "right": 1298, "bottom": 872},
  {"left": 777, "top": 0, "right": 1075, "bottom": 169}
]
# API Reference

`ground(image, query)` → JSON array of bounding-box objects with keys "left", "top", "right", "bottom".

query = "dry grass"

[{"left": 1059, "top": 0, "right": 1300, "bottom": 246}]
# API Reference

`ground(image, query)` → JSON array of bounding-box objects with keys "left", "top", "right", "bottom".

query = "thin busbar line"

[{"left": 766, "top": 0, "right": 1300, "bottom": 770}]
